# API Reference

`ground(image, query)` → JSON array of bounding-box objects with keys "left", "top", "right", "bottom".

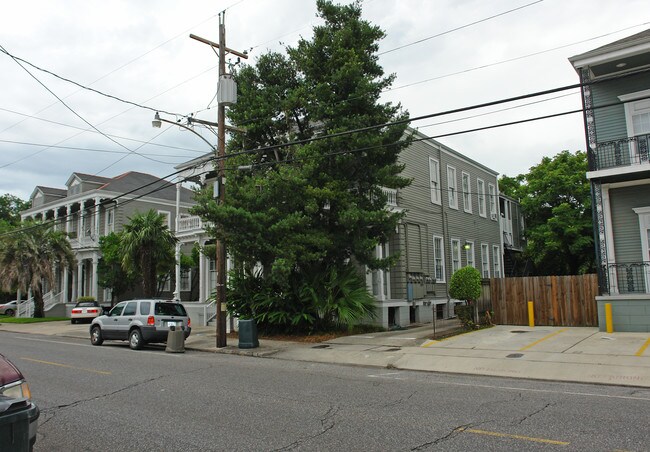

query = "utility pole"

[{"left": 190, "top": 12, "right": 247, "bottom": 348}]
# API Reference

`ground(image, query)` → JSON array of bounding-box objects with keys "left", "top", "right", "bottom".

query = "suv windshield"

[{"left": 154, "top": 303, "right": 187, "bottom": 316}]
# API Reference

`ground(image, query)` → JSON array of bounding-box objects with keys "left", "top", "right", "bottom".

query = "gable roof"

[
  {"left": 29, "top": 186, "right": 67, "bottom": 201},
  {"left": 97, "top": 171, "right": 193, "bottom": 203}
]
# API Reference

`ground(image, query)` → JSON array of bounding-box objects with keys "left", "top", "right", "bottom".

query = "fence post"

[
  {"left": 605, "top": 302, "right": 614, "bottom": 333},
  {"left": 528, "top": 301, "right": 535, "bottom": 327}
]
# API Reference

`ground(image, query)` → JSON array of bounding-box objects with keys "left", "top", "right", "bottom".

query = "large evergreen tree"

[
  {"left": 499, "top": 150, "right": 595, "bottom": 275},
  {"left": 192, "top": 0, "right": 410, "bottom": 330}
]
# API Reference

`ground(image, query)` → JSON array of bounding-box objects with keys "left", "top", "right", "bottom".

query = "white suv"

[{"left": 90, "top": 299, "right": 191, "bottom": 350}]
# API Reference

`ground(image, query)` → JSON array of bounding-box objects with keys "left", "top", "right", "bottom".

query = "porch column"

[
  {"left": 199, "top": 241, "right": 206, "bottom": 302},
  {"left": 94, "top": 197, "right": 101, "bottom": 240},
  {"left": 92, "top": 254, "right": 99, "bottom": 300},
  {"left": 63, "top": 266, "right": 70, "bottom": 303},
  {"left": 77, "top": 260, "right": 83, "bottom": 299},
  {"left": 71, "top": 267, "right": 77, "bottom": 302}
]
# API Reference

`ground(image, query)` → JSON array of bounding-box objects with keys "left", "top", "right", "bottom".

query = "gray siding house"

[
  {"left": 20, "top": 171, "right": 195, "bottom": 308},
  {"left": 368, "top": 129, "right": 503, "bottom": 328},
  {"left": 570, "top": 28, "right": 650, "bottom": 332}
]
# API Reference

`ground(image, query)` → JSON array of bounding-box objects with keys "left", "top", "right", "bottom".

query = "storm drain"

[
  {"left": 506, "top": 353, "right": 524, "bottom": 359},
  {"left": 510, "top": 330, "right": 529, "bottom": 333},
  {"left": 312, "top": 344, "right": 330, "bottom": 349},
  {"left": 384, "top": 348, "right": 401, "bottom": 352}
]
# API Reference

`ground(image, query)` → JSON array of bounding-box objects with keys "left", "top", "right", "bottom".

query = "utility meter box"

[{"left": 218, "top": 74, "right": 237, "bottom": 106}]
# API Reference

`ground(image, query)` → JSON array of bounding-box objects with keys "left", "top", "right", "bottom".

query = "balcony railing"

[
  {"left": 590, "top": 133, "right": 650, "bottom": 171},
  {"left": 178, "top": 216, "right": 212, "bottom": 234},
  {"left": 382, "top": 187, "right": 398, "bottom": 207},
  {"left": 603, "top": 262, "right": 649, "bottom": 294}
]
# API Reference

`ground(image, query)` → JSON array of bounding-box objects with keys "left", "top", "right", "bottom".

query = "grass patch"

[
  {"left": 228, "top": 323, "right": 386, "bottom": 343},
  {"left": 0, "top": 316, "right": 70, "bottom": 324}
]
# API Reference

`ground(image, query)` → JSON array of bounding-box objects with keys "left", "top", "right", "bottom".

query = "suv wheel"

[
  {"left": 129, "top": 328, "right": 144, "bottom": 350},
  {"left": 90, "top": 326, "right": 104, "bottom": 346}
]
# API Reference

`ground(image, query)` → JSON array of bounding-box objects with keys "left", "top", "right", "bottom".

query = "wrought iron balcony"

[
  {"left": 603, "top": 261, "right": 649, "bottom": 294},
  {"left": 590, "top": 133, "right": 650, "bottom": 171}
]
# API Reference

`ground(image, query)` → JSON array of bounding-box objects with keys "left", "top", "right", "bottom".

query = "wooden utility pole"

[{"left": 190, "top": 12, "right": 247, "bottom": 348}]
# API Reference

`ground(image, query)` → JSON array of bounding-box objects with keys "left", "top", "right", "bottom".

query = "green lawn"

[{"left": 0, "top": 315, "right": 70, "bottom": 324}]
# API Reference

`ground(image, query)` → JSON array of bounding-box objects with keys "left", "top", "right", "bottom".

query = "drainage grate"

[
  {"left": 384, "top": 347, "right": 401, "bottom": 352},
  {"left": 506, "top": 353, "right": 524, "bottom": 358},
  {"left": 312, "top": 344, "right": 330, "bottom": 349},
  {"left": 510, "top": 330, "right": 529, "bottom": 333}
]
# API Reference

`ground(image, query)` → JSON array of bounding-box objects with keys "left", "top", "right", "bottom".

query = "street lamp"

[{"left": 151, "top": 112, "right": 217, "bottom": 153}]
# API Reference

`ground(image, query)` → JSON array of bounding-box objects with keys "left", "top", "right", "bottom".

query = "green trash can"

[
  {"left": 238, "top": 319, "right": 259, "bottom": 349},
  {"left": 0, "top": 396, "right": 39, "bottom": 451}
]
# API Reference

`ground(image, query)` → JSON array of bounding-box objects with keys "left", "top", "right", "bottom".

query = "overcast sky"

[{"left": 0, "top": 0, "right": 648, "bottom": 201}]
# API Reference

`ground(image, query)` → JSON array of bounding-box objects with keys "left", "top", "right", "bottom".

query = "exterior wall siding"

[
  {"left": 591, "top": 72, "right": 650, "bottom": 142},
  {"left": 609, "top": 183, "right": 650, "bottom": 263}
]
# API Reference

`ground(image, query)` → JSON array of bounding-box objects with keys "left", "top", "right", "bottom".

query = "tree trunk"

[{"left": 34, "top": 289, "right": 44, "bottom": 318}]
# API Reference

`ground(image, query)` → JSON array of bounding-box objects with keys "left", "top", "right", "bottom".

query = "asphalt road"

[{"left": 2, "top": 330, "right": 649, "bottom": 451}]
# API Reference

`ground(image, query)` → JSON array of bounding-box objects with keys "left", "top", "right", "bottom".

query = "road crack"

[{"left": 411, "top": 423, "right": 473, "bottom": 450}]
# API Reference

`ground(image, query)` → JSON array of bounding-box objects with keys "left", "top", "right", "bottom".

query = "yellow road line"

[
  {"left": 421, "top": 340, "right": 437, "bottom": 347},
  {"left": 459, "top": 427, "right": 569, "bottom": 445},
  {"left": 21, "top": 357, "right": 111, "bottom": 375},
  {"left": 519, "top": 329, "right": 568, "bottom": 351},
  {"left": 635, "top": 338, "right": 650, "bottom": 357}
]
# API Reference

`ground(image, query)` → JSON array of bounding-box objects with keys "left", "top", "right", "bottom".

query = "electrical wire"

[{"left": 378, "top": 0, "right": 544, "bottom": 56}]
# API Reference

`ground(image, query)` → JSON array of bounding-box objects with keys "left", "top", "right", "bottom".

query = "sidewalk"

[{"left": 1, "top": 320, "right": 649, "bottom": 388}]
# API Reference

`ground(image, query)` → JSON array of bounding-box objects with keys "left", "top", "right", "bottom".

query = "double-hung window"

[
  {"left": 488, "top": 183, "right": 497, "bottom": 220},
  {"left": 481, "top": 243, "right": 490, "bottom": 278},
  {"left": 477, "top": 179, "right": 486, "bottom": 217},
  {"left": 465, "top": 241, "right": 475, "bottom": 268},
  {"left": 462, "top": 172, "right": 472, "bottom": 213},
  {"left": 492, "top": 245, "right": 501, "bottom": 277},
  {"left": 433, "top": 236, "right": 445, "bottom": 282},
  {"left": 447, "top": 166, "right": 458, "bottom": 209},
  {"left": 429, "top": 158, "right": 441, "bottom": 205},
  {"left": 451, "top": 239, "right": 461, "bottom": 274}
]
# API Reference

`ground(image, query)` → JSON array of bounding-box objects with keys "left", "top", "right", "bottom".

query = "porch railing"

[
  {"left": 590, "top": 133, "right": 650, "bottom": 171},
  {"left": 203, "top": 300, "right": 217, "bottom": 326},
  {"left": 603, "top": 262, "right": 649, "bottom": 294}
]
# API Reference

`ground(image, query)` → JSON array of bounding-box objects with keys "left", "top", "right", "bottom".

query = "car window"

[
  {"left": 154, "top": 303, "right": 187, "bottom": 316},
  {"left": 109, "top": 302, "right": 126, "bottom": 317},
  {"left": 123, "top": 302, "right": 137, "bottom": 316},
  {"left": 139, "top": 302, "right": 151, "bottom": 316},
  {"left": 77, "top": 302, "right": 98, "bottom": 307}
]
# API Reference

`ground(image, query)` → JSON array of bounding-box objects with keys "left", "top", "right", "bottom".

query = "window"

[
  {"left": 451, "top": 239, "right": 461, "bottom": 274},
  {"left": 620, "top": 89, "right": 650, "bottom": 163},
  {"left": 465, "top": 241, "right": 475, "bottom": 268},
  {"left": 433, "top": 236, "right": 445, "bottom": 282},
  {"left": 429, "top": 158, "right": 441, "bottom": 205},
  {"left": 462, "top": 172, "right": 472, "bottom": 213},
  {"left": 105, "top": 208, "right": 114, "bottom": 234},
  {"left": 447, "top": 166, "right": 458, "bottom": 209},
  {"left": 481, "top": 243, "right": 490, "bottom": 278},
  {"left": 493, "top": 245, "right": 501, "bottom": 277},
  {"left": 123, "top": 302, "right": 137, "bottom": 316},
  {"left": 477, "top": 179, "right": 486, "bottom": 217},
  {"left": 139, "top": 302, "right": 151, "bottom": 315},
  {"left": 180, "top": 269, "right": 191, "bottom": 292},
  {"left": 209, "top": 258, "right": 217, "bottom": 295},
  {"left": 158, "top": 210, "right": 171, "bottom": 228},
  {"left": 488, "top": 183, "right": 497, "bottom": 220}
]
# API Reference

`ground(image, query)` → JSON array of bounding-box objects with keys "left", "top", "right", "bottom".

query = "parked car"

[
  {"left": 70, "top": 300, "right": 102, "bottom": 324},
  {"left": 0, "top": 353, "right": 39, "bottom": 449},
  {"left": 0, "top": 300, "right": 20, "bottom": 316},
  {"left": 90, "top": 299, "right": 191, "bottom": 350}
]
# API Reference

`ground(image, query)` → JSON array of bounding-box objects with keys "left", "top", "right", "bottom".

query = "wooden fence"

[{"left": 490, "top": 274, "right": 599, "bottom": 327}]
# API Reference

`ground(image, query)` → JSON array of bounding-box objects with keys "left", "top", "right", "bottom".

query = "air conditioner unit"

[{"left": 490, "top": 213, "right": 497, "bottom": 220}]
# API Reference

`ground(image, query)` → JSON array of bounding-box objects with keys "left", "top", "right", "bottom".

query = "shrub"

[
  {"left": 77, "top": 296, "right": 96, "bottom": 303},
  {"left": 449, "top": 267, "right": 481, "bottom": 302}
]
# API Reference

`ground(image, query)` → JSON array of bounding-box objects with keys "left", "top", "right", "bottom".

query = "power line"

[
  {"left": 220, "top": 66, "right": 650, "bottom": 162},
  {"left": 378, "top": 0, "right": 544, "bottom": 56}
]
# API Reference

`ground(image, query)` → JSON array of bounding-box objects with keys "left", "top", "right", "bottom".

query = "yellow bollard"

[
  {"left": 527, "top": 301, "right": 534, "bottom": 327},
  {"left": 605, "top": 303, "right": 613, "bottom": 333}
]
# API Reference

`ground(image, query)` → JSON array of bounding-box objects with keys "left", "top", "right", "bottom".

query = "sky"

[{"left": 0, "top": 0, "right": 648, "bottom": 201}]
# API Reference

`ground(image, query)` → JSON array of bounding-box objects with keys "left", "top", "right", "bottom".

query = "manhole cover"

[
  {"left": 510, "top": 330, "right": 529, "bottom": 333},
  {"left": 506, "top": 353, "right": 524, "bottom": 358},
  {"left": 312, "top": 344, "right": 330, "bottom": 349}
]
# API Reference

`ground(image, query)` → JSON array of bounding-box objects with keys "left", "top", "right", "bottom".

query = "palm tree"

[
  {"left": 0, "top": 222, "right": 75, "bottom": 317},
  {"left": 120, "top": 210, "right": 178, "bottom": 298}
]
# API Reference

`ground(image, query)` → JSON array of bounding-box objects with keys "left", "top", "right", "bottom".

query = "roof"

[
  {"left": 569, "top": 28, "right": 650, "bottom": 73},
  {"left": 97, "top": 171, "right": 194, "bottom": 203}
]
